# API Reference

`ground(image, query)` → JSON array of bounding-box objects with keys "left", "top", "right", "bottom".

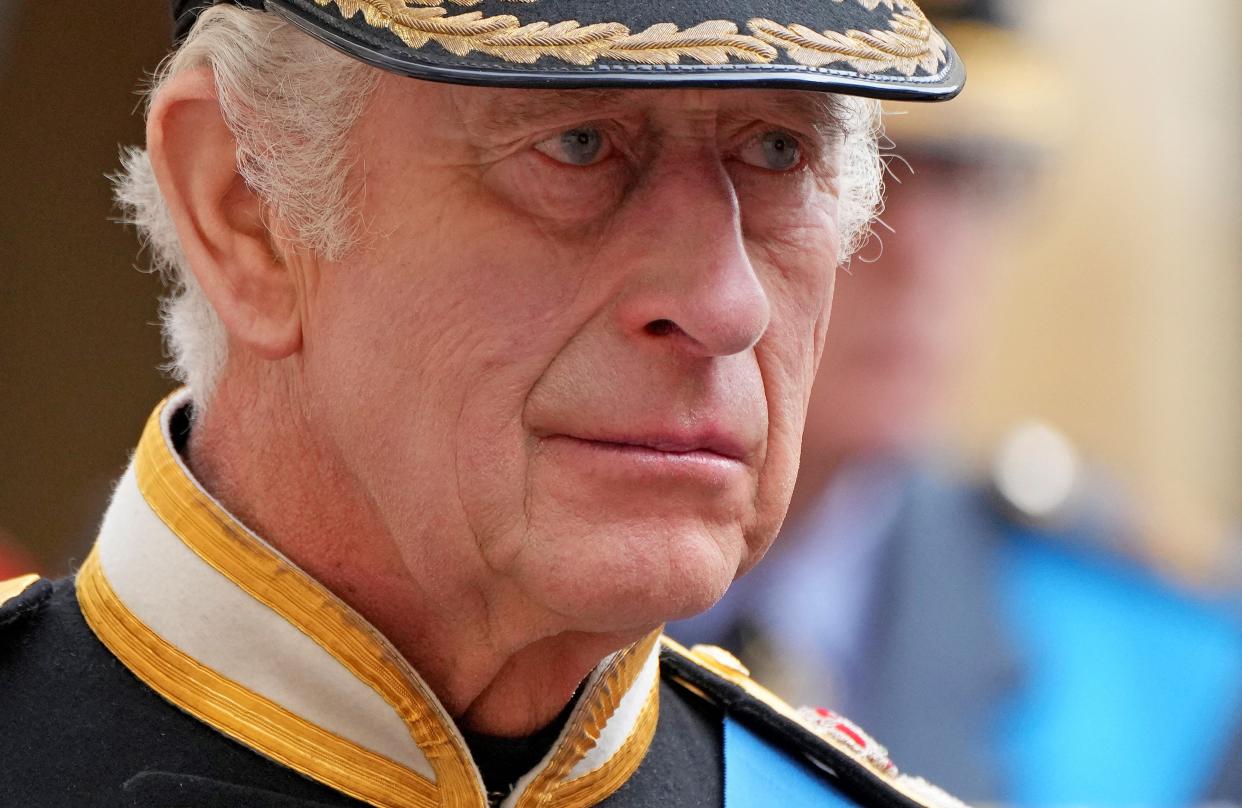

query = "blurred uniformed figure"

[{"left": 670, "top": 2, "right": 1242, "bottom": 804}]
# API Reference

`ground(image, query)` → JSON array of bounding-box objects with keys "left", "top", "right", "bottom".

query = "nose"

[{"left": 613, "top": 157, "right": 771, "bottom": 358}]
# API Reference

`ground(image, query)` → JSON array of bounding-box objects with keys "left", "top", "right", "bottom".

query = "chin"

[{"left": 519, "top": 515, "right": 745, "bottom": 633}]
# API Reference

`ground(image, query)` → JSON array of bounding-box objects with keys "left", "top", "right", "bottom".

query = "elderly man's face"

[{"left": 300, "top": 79, "right": 844, "bottom": 632}]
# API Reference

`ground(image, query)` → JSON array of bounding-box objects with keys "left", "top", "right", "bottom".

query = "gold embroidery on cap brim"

[
  {"left": 607, "top": 21, "right": 776, "bottom": 66},
  {"left": 312, "top": 0, "right": 944, "bottom": 72},
  {"left": 749, "top": 3, "right": 946, "bottom": 75},
  {"left": 320, "top": 0, "right": 773, "bottom": 65},
  {"left": 836, "top": 0, "right": 899, "bottom": 12},
  {"left": 403, "top": 0, "right": 535, "bottom": 6},
  {"left": 482, "top": 20, "right": 776, "bottom": 66}
]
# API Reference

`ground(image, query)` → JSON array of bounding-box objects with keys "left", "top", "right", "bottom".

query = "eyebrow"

[
  {"left": 474, "top": 89, "right": 645, "bottom": 138},
  {"left": 475, "top": 88, "right": 848, "bottom": 139},
  {"left": 762, "top": 92, "right": 849, "bottom": 139}
]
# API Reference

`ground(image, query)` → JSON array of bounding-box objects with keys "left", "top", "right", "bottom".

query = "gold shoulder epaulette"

[{"left": 659, "top": 637, "right": 968, "bottom": 808}]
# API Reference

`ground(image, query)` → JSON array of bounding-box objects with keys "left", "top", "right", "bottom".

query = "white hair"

[
  {"left": 113, "top": 6, "right": 378, "bottom": 405},
  {"left": 114, "top": 6, "right": 883, "bottom": 405},
  {"left": 835, "top": 96, "right": 885, "bottom": 263}
]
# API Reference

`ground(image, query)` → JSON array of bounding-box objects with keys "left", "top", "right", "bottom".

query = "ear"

[{"left": 146, "top": 67, "right": 301, "bottom": 361}]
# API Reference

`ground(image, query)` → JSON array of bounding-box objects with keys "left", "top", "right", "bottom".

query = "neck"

[{"left": 184, "top": 375, "right": 633, "bottom": 737}]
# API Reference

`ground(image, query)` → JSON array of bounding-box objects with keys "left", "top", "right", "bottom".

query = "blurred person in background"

[{"left": 670, "top": 1, "right": 1242, "bottom": 805}]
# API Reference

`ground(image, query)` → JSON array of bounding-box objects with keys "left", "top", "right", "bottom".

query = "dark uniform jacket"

[{"left": 0, "top": 393, "right": 964, "bottom": 808}]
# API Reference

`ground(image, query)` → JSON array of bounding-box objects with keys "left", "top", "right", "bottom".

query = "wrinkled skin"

[
  {"left": 320, "top": 82, "right": 845, "bottom": 626},
  {"left": 152, "top": 72, "right": 848, "bottom": 732}
]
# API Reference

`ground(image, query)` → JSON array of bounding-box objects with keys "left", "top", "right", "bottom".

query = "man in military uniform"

[
  {"left": 0, "top": 0, "right": 969, "bottom": 806},
  {"left": 670, "top": 3, "right": 1242, "bottom": 805}
]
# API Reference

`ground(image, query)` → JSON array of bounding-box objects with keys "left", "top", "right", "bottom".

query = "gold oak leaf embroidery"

[
  {"left": 748, "top": 5, "right": 945, "bottom": 75},
  {"left": 834, "top": 0, "right": 899, "bottom": 12},
  {"left": 324, "top": 0, "right": 518, "bottom": 54},
  {"left": 477, "top": 21, "right": 630, "bottom": 65},
  {"left": 606, "top": 21, "right": 777, "bottom": 65},
  {"left": 314, "top": 0, "right": 942, "bottom": 73},
  {"left": 396, "top": 0, "right": 537, "bottom": 6}
]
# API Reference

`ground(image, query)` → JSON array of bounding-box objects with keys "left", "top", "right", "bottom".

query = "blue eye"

[
  {"left": 740, "top": 130, "right": 803, "bottom": 171},
  {"left": 535, "top": 127, "right": 608, "bottom": 166}
]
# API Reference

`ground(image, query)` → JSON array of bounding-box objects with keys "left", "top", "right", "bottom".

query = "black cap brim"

[{"left": 263, "top": 0, "right": 964, "bottom": 102}]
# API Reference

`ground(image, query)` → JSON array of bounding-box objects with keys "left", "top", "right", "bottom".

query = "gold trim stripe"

[
  {"left": 124, "top": 395, "right": 662, "bottom": 807},
  {"left": 76, "top": 549, "right": 439, "bottom": 808},
  {"left": 132, "top": 408, "right": 487, "bottom": 808},
  {"left": 314, "top": 0, "right": 946, "bottom": 72},
  {"left": 513, "top": 630, "right": 661, "bottom": 808},
  {"left": 548, "top": 673, "right": 660, "bottom": 808}
]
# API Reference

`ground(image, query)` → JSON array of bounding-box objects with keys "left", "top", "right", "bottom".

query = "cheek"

[
  {"left": 737, "top": 221, "right": 839, "bottom": 562},
  {"left": 749, "top": 196, "right": 840, "bottom": 385},
  {"left": 758, "top": 287, "right": 831, "bottom": 461},
  {"left": 733, "top": 165, "right": 842, "bottom": 243},
  {"left": 353, "top": 161, "right": 605, "bottom": 359},
  {"left": 303, "top": 187, "right": 606, "bottom": 537}
]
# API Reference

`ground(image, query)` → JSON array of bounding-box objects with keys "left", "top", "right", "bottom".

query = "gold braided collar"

[{"left": 77, "top": 391, "right": 661, "bottom": 808}]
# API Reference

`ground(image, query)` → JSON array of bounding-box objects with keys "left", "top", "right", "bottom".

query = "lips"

[
  {"left": 539, "top": 428, "right": 751, "bottom": 463},
  {"left": 566, "top": 436, "right": 740, "bottom": 461}
]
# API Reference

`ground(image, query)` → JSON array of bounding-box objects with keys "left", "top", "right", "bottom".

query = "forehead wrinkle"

[
  {"left": 470, "top": 88, "right": 647, "bottom": 138},
  {"left": 759, "top": 92, "right": 848, "bottom": 138},
  {"left": 466, "top": 88, "right": 846, "bottom": 139}
]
